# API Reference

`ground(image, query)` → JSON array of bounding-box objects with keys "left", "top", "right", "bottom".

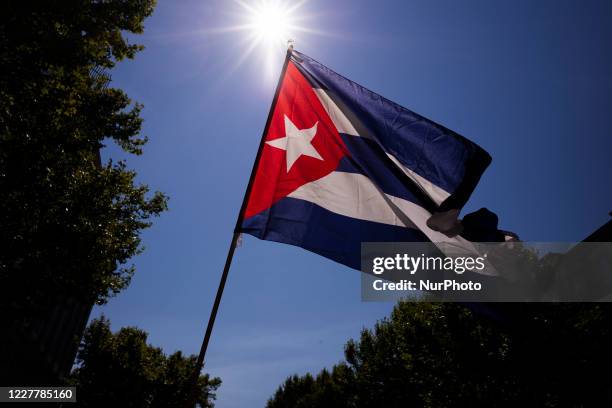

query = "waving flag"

[{"left": 239, "top": 50, "right": 491, "bottom": 270}]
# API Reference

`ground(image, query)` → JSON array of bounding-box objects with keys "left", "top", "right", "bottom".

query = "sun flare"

[
  {"left": 231, "top": 0, "right": 307, "bottom": 79},
  {"left": 200, "top": 1, "right": 326, "bottom": 83},
  {"left": 249, "top": 2, "right": 294, "bottom": 46}
]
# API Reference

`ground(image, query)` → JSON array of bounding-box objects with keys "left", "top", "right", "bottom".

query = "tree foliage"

[
  {"left": 268, "top": 302, "right": 612, "bottom": 407},
  {"left": 70, "top": 317, "right": 221, "bottom": 408},
  {"left": 0, "top": 0, "right": 167, "bottom": 315}
]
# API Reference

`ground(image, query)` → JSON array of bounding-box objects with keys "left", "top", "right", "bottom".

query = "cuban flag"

[{"left": 239, "top": 50, "right": 491, "bottom": 270}]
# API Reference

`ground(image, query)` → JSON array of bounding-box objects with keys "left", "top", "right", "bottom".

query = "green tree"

[
  {"left": 0, "top": 1, "right": 167, "bottom": 313},
  {"left": 267, "top": 302, "right": 612, "bottom": 407},
  {"left": 268, "top": 365, "right": 356, "bottom": 408},
  {"left": 70, "top": 317, "right": 221, "bottom": 408}
]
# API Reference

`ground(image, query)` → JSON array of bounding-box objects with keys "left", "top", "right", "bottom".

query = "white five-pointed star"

[{"left": 266, "top": 115, "right": 323, "bottom": 172}]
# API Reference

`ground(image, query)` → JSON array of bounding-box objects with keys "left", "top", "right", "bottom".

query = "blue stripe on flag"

[{"left": 242, "top": 196, "right": 430, "bottom": 270}]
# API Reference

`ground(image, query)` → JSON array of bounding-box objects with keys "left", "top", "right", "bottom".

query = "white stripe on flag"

[
  {"left": 287, "top": 171, "right": 496, "bottom": 275},
  {"left": 385, "top": 153, "right": 450, "bottom": 206},
  {"left": 288, "top": 171, "right": 458, "bottom": 244},
  {"left": 313, "top": 88, "right": 360, "bottom": 136}
]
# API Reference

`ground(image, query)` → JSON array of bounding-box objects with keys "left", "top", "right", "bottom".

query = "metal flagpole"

[{"left": 186, "top": 44, "right": 294, "bottom": 408}]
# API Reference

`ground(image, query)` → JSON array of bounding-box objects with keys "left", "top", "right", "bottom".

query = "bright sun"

[
  {"left": 240, "top": 0, "right": 300, "bottom": 48},
  {"left": 250, "top": 2, "right": 293, "bottom": 45},
  {"left": 214, "top": 1, "right": 320, "bottom": 80}
]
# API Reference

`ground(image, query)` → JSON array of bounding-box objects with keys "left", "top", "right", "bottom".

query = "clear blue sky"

[{"left": 91, "top": 1, "right": 612, "bottom": 406}]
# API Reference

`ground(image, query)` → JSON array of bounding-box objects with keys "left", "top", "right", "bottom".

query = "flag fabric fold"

[{"left": 239, "top": 50, "right": 491, "bottom": 270}]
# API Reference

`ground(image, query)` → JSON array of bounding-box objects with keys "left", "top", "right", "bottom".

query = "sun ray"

[{"left": 163, "top": 1, "right": 338, "bottom": 85}]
